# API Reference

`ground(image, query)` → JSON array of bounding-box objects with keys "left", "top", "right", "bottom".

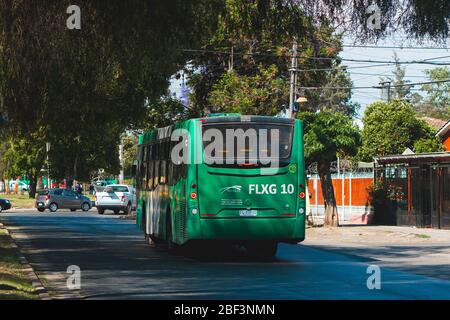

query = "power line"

[
  {"left": 298, "top": 79, "right": 450, "bottom": 91},
  {"left": 349, "top": 71, "right": 428, "bottom": 78},
  {"left": 342, "top": 44, "right": 450, "bottom": 50},
  {"left": 181, "top": 48, "right": 450, "bottom": 66}
]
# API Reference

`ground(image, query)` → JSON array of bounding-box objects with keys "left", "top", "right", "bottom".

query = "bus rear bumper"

[{"left": 197, "top": 217, "right": 305, "bottom": 243}]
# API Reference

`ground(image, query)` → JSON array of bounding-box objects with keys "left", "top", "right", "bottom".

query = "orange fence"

[{"left": 308, "top": 177, "right": 373, "bottom": 207}]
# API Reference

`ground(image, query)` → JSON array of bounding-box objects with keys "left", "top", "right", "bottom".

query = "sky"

[
  {"left": 169, "top": 35, "right": 450, "bottom": 121},
  {"left": 340, "top": 36, "right": 450, "bottom": 119}
]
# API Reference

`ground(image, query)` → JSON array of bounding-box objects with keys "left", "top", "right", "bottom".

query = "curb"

[{"left": 0, "top": 221, "right": 51, "bottom": 300}]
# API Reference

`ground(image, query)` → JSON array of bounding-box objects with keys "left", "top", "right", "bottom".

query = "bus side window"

[
  {"left": 136, "top": 146, "right": 142, "bottom": 190},
  {"left": 147, "top": 145, "right": 154, "bottom": 190},
  {"left": 154, "top": 142, "right": 160, "bottom": 188},
  {"left": 160, "top": 140, "right": 168, "bottom": 185},
  {"left": 168, "top": 140, "right": 176, "bottom": 185},
  {"left": 142, "top": 146, "right": 148, "bottom": 190}
]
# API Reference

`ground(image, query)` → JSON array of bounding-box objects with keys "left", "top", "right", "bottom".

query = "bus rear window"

[{"left": 202, "top": 123, "right": 293, "bottom": 167}]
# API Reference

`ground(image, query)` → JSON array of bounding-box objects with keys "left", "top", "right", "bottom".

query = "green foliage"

[
  {"left": 367, "top": 180, "right": 402, "bottom": 225},
  {"left": 297, "top": 111, "right": 361, "bottom": 165},
  {"left": 304, "top": 67, "right": 360, "bottom": 117},
  {"left": 145, "top": 96, "right": 192, "bottom": 131},
  {"left": 380, "top": 53, "right": 412, "bottom": 101},
  {"left": 122, "top": 134, "right": 138, "bottom": 179},
  {"left": 208, "top": 65, "right": 288, "bottom": 115},
  {"left": 414, "top": 67, "right": 450, "bottom": 120},
  {"left": 359, "top": 101, "right": 442, "bottom": 161},
  {"left": 414, "top": 137, "right": 444, "bottom": 153},
  {"left": 0, "top": 1, "right": 220, "bottom": 186},
  {"left": 187, "top": 0, "right": 343, "bottom": 116}
]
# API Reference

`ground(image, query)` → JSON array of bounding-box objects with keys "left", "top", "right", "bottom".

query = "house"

[
  {"left": 420, "top": 117, "right": 450, "bottom": 151},
  {"left": 435, "top": 120, "right": 450, "bottom": 151}
]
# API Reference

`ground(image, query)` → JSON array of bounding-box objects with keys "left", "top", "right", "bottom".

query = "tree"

[
  {"left": 298, "top": 111, "right": 361, "bottom": 227},
  {"left": 144, "top": 95, "right": 192, "bottom": 131},
  {"left": 414, "top": 67, "right": 450, "bottom": 120},
  {"left": 304, "top": 67, "right": 360, "bottom": 117},
  {"left": 380, "top": 53, "right": 412, "bottom": 101},
  {"left": 0, "top": 1, "right": 221, "bottom": 196},
  {"left": 359, "top": 101, "right": 442, "bottom": 161},
  {"left": 208, "top": 65, "right": 289, "bottom": 115},
  {"left": 2, "top": 136, "right": 46, "bottom": 198},
  {"left": 187, "top": 0, "right": 343, "bottom": 116},
  {"left": 122, "top": 134, "right": 138, "bottom": 180}
]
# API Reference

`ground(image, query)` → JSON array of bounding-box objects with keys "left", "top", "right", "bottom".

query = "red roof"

[{"left": 419, "top": 117, "right": 448, "bottom": 131}]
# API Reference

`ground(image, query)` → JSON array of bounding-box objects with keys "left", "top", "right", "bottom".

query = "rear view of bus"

[{"left": 192, "top": 115, "right": 306, "bottom": 257}]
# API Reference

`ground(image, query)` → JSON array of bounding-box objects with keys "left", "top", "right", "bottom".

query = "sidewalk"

[{"left": 304, "top": 225, "right": 450, "bottom": 280}]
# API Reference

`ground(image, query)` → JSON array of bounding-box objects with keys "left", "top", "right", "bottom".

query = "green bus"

[{"left": 134, "top": 114, "right": 306, "bottom": 257}]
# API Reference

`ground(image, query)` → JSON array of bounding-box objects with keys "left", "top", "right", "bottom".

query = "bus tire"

[{"left": 246, "top": 241, "right": 278, "bottom": 259}]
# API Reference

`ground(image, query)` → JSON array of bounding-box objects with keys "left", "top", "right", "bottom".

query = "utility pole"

[
  {"left": 119, "top": 141, "right": 124, "bottom": 184},
  {"left": 379, "top": 81, "right": 391, "bottom": 102},
  {"left": 288, "top": 40, "right": 298, "bottom": 119},
  {"left": 46, "top": 142, "right": 51, "bottom": 189}
]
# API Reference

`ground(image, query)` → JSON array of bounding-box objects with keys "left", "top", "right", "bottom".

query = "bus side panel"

[
  {"left": 171, "top": 120, "right": 197, "bottom": 245},
  {"left": 293, "top": 119, "right": 306, "bottom": 241}
]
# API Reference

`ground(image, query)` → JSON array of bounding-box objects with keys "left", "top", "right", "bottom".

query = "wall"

[
  {"left": 307, "top": 174, "right": 373, "bottom": 225},
  {"left": 443, "top": 131, "right": 450, "bottom": 151}
]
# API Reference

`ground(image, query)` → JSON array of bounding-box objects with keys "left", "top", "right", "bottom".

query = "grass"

[
  {"left": 0, "top": 227, "right": 39, "bottom": 299},
  {"left": 414, "top": 233, "right": 431, "bottom": 239},
  {"left": 1, "top": 193, "right": 36, "bottom": 209}
]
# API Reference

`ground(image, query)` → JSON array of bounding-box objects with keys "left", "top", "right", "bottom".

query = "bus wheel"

[{"left": 245, "top": 241, "right": 278, "bottom": 259}]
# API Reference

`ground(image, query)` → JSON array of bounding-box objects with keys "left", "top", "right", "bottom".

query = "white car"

[{"left": 95, "top": 184, "right": 136, "bottom": 215}]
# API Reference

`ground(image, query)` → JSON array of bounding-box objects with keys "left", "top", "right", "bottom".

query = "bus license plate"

[{"left": 239, "top": 210, "right": 257, "bottom": 217}]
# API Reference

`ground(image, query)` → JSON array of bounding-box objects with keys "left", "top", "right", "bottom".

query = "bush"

[{"left": 367, "top": 180, "right": 402, "bottom": 225}]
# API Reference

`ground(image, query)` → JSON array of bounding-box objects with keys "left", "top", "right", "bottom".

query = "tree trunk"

[
  {"left": 29, "top": 174, "right": 38, "bottom": 199},
  {"left": 318, "top": 161, "right": 339, "bottom": 227}
]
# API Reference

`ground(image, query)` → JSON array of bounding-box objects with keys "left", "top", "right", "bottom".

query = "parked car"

[
  {"left": 35, "top": 189, "right": 92, "bottom": 212},
  {"left": 0, "top": 198, "right": 12, "bottom": 212},
  {"left": 95, "top": 184, "right": 136, "bottom": 215}
]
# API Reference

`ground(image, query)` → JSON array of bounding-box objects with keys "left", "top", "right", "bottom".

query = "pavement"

[
  {"left": 1, "top": 211, "right": 450, "bottom": 299},
  {"left": 304, "top": 225, "right": 450, "bottom": 281}
]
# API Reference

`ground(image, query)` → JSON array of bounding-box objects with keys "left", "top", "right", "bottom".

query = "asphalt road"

[{"left": 2, "top": 211, "right": 450, "bottom": 300}]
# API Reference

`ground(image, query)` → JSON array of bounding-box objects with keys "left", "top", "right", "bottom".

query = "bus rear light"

[
  {"left": 190, "top": 192, "right": 197, "bottom": 199},
  {"left": 299, "top": 208, "right": 305, "bottom": 214},
  {"left": 299, "top": 183, "right": 304, "bottom": 189},
  {"left": 191, "top": 183, "right": 197, "bottom": 189},
  {"left": 299, "top": 192, "right": 306, "bottom": 199},
  {"left": 191, "top": 208, "right": 198, "bottom": 215}
]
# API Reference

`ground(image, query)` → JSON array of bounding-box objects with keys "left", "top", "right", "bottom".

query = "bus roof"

[{"left": 138, "top": 115, "right": 296, "bottom": 145}]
